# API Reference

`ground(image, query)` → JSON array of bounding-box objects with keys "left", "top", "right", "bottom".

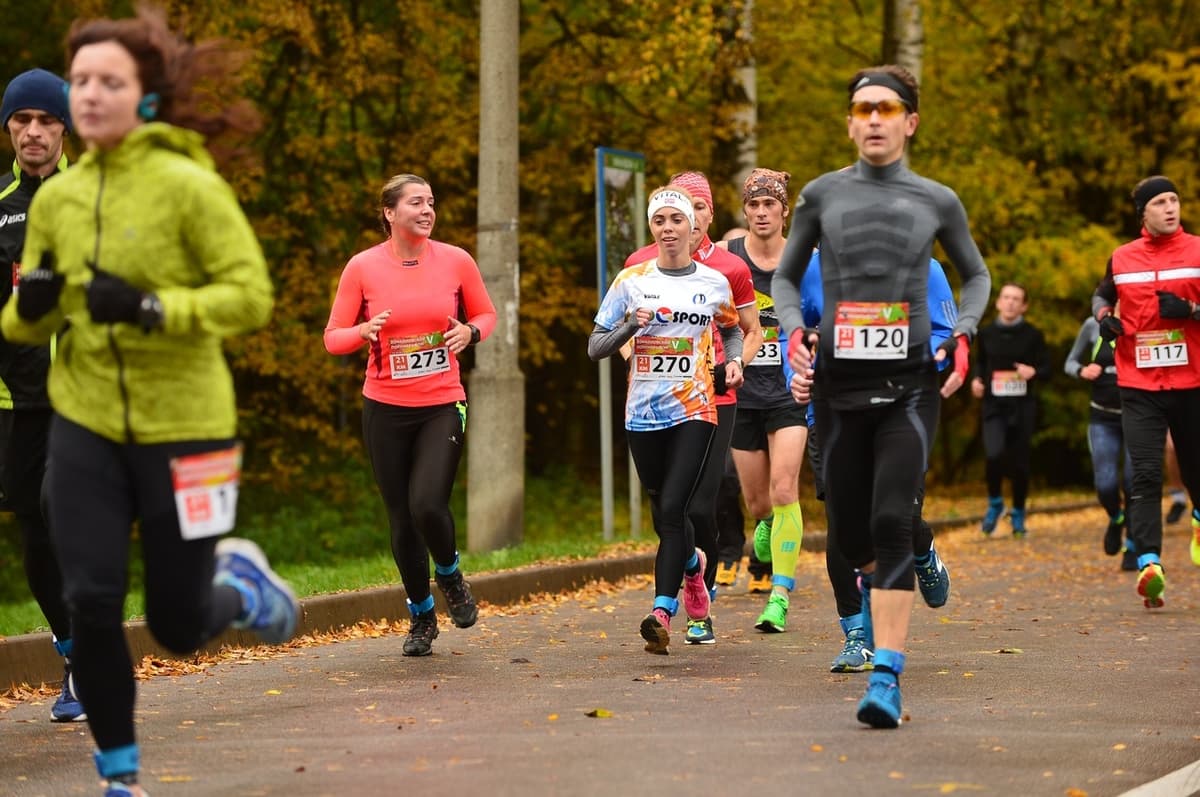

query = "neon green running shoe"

[
  {"left": 753, "top": 520, "right": 772, "bottom": 563},
  {"left": 1191, "top": 512, "right": 1200, "bottom": 567},
  {"left": 754, "top": 592, "right": 788, "bottom": 633}
]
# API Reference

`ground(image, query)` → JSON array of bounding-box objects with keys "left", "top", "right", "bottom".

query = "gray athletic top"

[{"left": 772, "top": 158, "right": 991, "bottom": 383}]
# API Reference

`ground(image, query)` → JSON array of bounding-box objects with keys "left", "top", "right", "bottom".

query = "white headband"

[{"left": 647, "top": 190, "right": 697, "bottom": 229}]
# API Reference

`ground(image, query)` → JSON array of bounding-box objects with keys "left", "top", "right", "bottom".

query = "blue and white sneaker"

[
  {"left": 856, "top": 670, "right": 902, "bottom": 728},
  {"left": 104, "top": 782, "right": 148, "bottom": 796},
  {"left": 981, "top": 497, "right": 1005, "bottom": 535},
  {"left": 830, "top": 627, "right": 874, "bottom": 673},
  {"left": 914, "top": 543, "right": 951, "bottom": 608},
  {"left": 214, "top": 538, "right": 299, "bottom": 644},
  {"left": 50, "top": 664, "right": 86, "bottom": 722}
]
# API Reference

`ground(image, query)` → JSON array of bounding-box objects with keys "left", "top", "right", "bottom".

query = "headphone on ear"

[{"left": 137, "top": 92, "right": 160, "bottom": 121}]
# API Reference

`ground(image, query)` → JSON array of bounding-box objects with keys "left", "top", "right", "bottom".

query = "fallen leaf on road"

[
  {"left": 547, "top": 713, "right": 558, "bottom": 721},
  {"left": 995, "top": 648, "right": 1023, "bottom": 654},
  {"left": 264, "top": 689, "right": 281, "bottom": 695},
  {"left": 1111, "top": 743, "right": 1126, "bottom": 750},
  {"left": 585, "top": 708, "right": 612, "bottom": 718}
]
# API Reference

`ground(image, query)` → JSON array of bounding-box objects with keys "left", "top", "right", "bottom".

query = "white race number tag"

[
  {"left": 751, "top": 327, "right": 781, "bottom": 366},
  {"left": 389, "top": 332, "right": 451, "bottom": 379},
  {"left": 833, "top": 302, "right": 909, "bottom": 360},
  {"left": 632, "top": 335, "right": 695, "bottom": 380},
  {"left": 1135, "top": 329, "right": 1188, "bottom": 368},
  {"left": 990, "top": 370, "right": 1028, "bottom": 397},
  {"left": 171, "top": 444, "right": 242, "bottom": 540}
]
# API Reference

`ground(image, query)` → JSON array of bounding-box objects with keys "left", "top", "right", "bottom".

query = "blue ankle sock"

[
  {"left": 407, "top": 594, "right": 435, "bottom": 615},
  {"left": 94, "top": 744, "right": 139, "bottom": 780},
  {"left": 685, "top": 551, "right": 700, "bottom": 575},
  {"left": 874, "top": 648, "right": 906, "bottom": 676},
  {"left": 435, "top": 554, "right": 460, "bottom": 577},
  {"left": 652, "top": 595, "right": 679, "bottom": 616},
  {"left": 1136, "top": 552, "right": 1161, "bottom": 570}
]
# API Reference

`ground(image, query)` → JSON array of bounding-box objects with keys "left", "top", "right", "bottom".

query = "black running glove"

[
  {"left": 16, "top": 252, "right": 64, "bottom": 321},
  {"left": 1156, "top": 290, "right": 1193, "bottom": 319},
  {"left": 1097, "top": 313, "right": 1124, "bottom": 341},
  {"left": 87, "top": 266, "right": 144, "bottom": 325}
]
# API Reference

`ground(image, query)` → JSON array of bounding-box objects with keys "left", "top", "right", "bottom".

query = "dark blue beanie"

[{"left": 2, "top": 68, "right": 72, "bottom": 134}]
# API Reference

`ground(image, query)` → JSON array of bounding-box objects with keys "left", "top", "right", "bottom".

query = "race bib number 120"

[{"left": 833, "top": 302, "right": 909, "bottom": 360}]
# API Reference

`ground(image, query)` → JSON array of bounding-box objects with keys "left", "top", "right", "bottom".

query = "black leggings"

[
  {"left": 627, "top": 420, "right": 715, "bottom": 599},
  {"left": 1121, "top": 387, "right": 1200, "bottom": 557},
  {"left": 810, "top": 415, "right": 934, "bottom": 616},
  {"left": 362, "top": 398, "right": 465, "bottom": 604},
  {"left": 47, "top": 415, "right": 243, "bottom": 751},
  {"left": 813, "top": 383, "right": 940, "bottom": 592},
  {"left": 1, "top": 407, "right": 70, "bottom": 641},
  {"left": 982, "top": 400, "right": 1036, "bottom": 509},
  {"left": 687, "top": 403, "right": 736, "bottom": 589}
]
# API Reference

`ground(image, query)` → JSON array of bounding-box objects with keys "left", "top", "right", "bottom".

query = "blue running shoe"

[
  {"left": 914, "top": 543, "right": 950, "bottom": 609},
  {"left": 215, "top": 538, "right": 299, "bottom": 644},
  {"left": 1010, "top": 507, "right": 1027, "bottom": 538},
  {"left": 981, "top": 497, "right": 1004, "bottom": 535},
  {"left": 50, "top": 664, "right": 86, "bottom": 722},
  {"left": 104, "top": 783, "right": 148, "bottom": 797},
  {"left": 856, "top": 670, "right": 902, "bottom": 728},
  {"left": 830, "top": 627, "right": 874, "bottom": 673}
]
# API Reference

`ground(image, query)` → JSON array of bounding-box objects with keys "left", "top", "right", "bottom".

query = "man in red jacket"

[{"left": 1092, "top": 175, "right": 1200, "bottom": 609}]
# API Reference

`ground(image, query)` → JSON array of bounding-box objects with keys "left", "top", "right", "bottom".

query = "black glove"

[
  {"left": 712, "top": 362, "right": 728, "bottom": 395},
  {"left": 16, "top": 252, "right": 64, "bottom": 321},
  {"left": 1097, "top": 313, "right": 1124, "bottom": 341},
  {"left": 1157, "top": 290, "right": 1192, "bottom": 319},
  {"left": 87, "top": 266, "right": 144, "bottom": 325}
]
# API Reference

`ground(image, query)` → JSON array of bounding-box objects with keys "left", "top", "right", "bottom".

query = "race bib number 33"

[
  {"left": 751, "top": 327, "right": 781, "bottom": 366},
  {"left": 633, "top": 335, "right": 695, "bottom": 380},
  {"left": 171, "top": 444, "right": 242, "bottom": 540},
  {"left": 833, "top": 302, "right": 909, "bottom": 360}
]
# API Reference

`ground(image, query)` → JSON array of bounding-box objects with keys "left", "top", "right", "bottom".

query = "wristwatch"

[
  {"left": 730, "top": 356, "right": 744, "bottom": 369},
  {"left": 138, "top": 292, "right": 164, "bottom": 332},
  {"left": 467, "top": 323, "right": 481, "bottom": 345}
]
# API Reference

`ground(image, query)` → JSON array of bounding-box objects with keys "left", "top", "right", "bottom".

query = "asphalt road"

[{"left": 3, "top": 506, "right": 1199, "bottom": 797}]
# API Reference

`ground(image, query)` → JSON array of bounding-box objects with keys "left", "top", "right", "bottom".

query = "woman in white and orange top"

[
  {"left": 324, "top": 173, "right": 496, "bottom": 657},
  {"left": 589, "top": 186, "right": 743, "bottom": 654}
]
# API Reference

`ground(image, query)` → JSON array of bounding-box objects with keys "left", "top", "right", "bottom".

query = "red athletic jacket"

[{"left": 1094, "top": 226, "right": 1200, "bottom": 391}]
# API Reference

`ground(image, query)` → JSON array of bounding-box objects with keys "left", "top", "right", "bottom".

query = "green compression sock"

[{"left": 770, "top": 501, "right": 803, "bottom": 591}]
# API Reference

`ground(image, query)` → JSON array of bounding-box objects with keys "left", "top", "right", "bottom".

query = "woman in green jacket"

[{"left": 0, "top": 8, "right": 296, "bottom": 796}]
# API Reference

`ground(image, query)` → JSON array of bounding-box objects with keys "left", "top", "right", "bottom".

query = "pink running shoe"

[
  {"left": 683, "top": 548, "right": 710, "bottom": 620},
  {"left": 639, "top": 608, "right": 671, "bottom": 654}
]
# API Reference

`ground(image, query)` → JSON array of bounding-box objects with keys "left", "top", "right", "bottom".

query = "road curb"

[{"left": 0, "top": 498, "right": 1096, "bottom": 690}]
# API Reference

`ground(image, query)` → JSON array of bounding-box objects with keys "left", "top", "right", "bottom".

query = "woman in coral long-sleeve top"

[{"left": 325, "top": 173, "right": 496, "bottom": 657}]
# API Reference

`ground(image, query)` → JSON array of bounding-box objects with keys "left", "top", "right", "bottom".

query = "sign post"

[{"left": 595, "top": 147, "right": 646, "bottom": 540}]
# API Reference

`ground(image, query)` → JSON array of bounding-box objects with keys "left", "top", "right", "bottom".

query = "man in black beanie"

[
  {"left": 0, "top": 67, "right": 82, "bottom": 722},
  {"left": 1092, "top": 176, "right": 1200, "bottom": 610}
]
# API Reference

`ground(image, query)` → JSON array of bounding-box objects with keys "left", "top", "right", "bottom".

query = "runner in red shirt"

[
  {"left": 1092, "top": 175, "right": 1200, "bottom": 608},
  {"left": 325, "top": 173, "right": 496, "bottom": 655}
]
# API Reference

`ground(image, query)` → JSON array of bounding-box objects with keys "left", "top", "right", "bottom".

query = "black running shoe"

[
  {"left": 1103, "top": 515, "right": 1124, "bottom": 556},
  {"left": 1166, "top": 499, "right": 1187, "bottom": 525},
  {"left": 403, "top": 610, "right": 439, "bottom": 656},
  {"left": 435, "top": 570, "right": 478, "bottom": 628}
]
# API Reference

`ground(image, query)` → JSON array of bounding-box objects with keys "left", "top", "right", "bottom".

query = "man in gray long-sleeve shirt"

[{"left": 771, "top": 64, "right": 991, "bottom": 729}]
